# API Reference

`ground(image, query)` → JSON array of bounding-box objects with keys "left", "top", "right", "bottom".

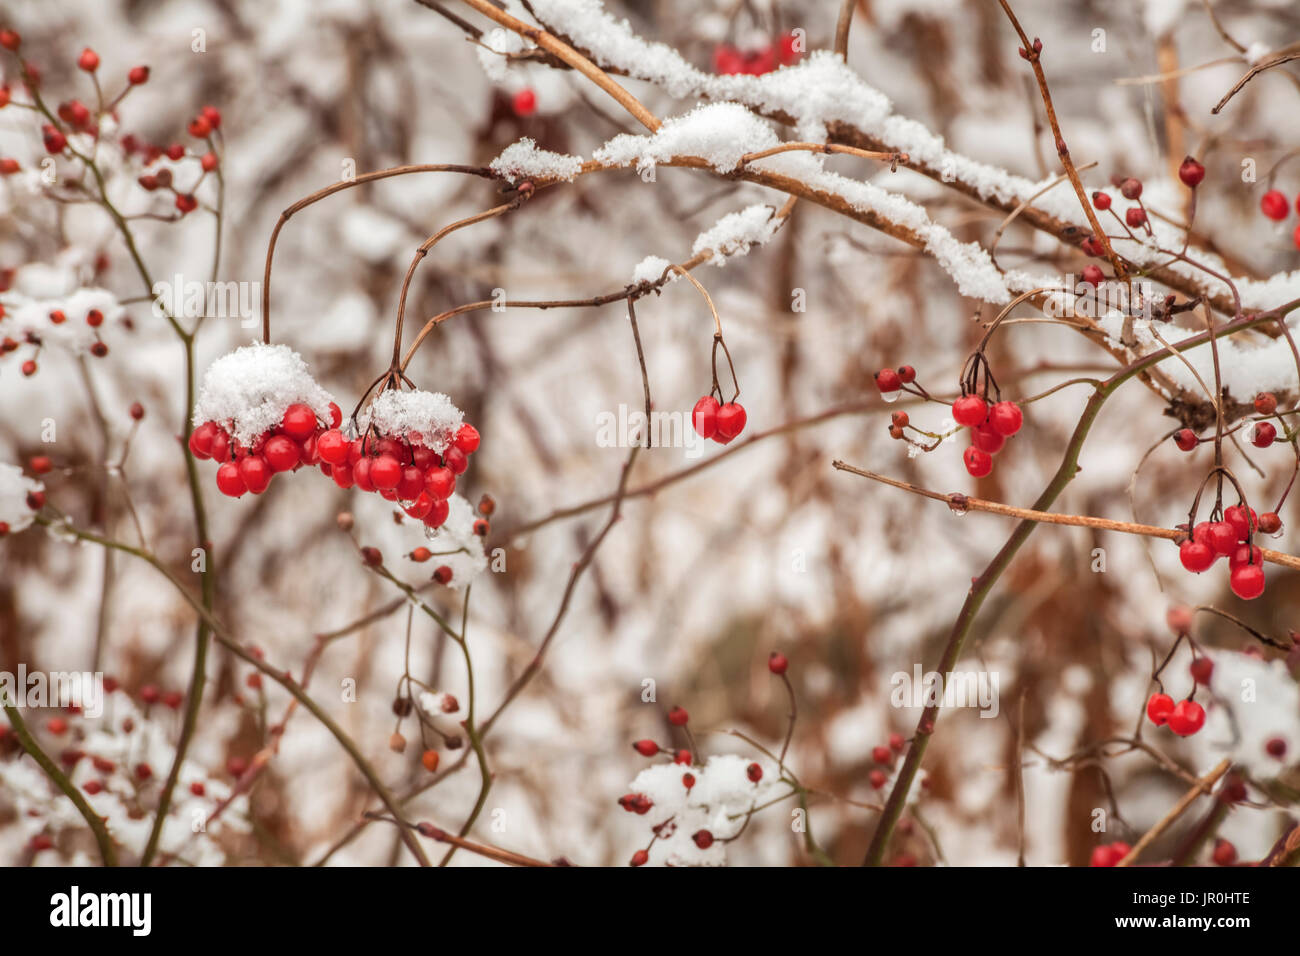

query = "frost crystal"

[
  {"left": 367, "top": 388, "right": 465, "bottom": 454},
  {"left": 0, "top": 464, "right": 43, "bottom": 533},
  {"left": 193, "top": 342, "right": 337, "bottom": 446}
]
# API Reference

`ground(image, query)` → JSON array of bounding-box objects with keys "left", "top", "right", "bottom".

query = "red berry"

[
  {"left": 1167, "top": 699, "right": 1206, "bottom": 736},
  {"left": 632, "top": 739, "right": 659, "bottom": 758},
  {"left": 188, "top": 115, "right": 211, "bottom": 138},
  {"left": 889, "top": 732, "right": 905, "bottom": 752},
  {"left": 42, "top": 125, "right": 67, "bottom": 154},
  {"left": 21, "top": 359, "right": 37, "bottom": 376},
  {"left": 1223, "top": 504, "right": 1256, "bottom": 540},
  {"left": 875, "top": 368, "right": 901, "bottom": 393},
  {"left": 897, "top": 365, "right": 916, "bottom": 384},
  {"left": 674, "top": 749, "right": 691, "bottom": 765},
  {"left": 316, "top": 429, "right": 349, "bottom": 464},
  {"left": 1119, "top": 177, "right": 1143, "bottom": 200},
  {"left": 972, "top": 425, "right": 1005, "bottom": 455},
  {"left": 165, "top": 143, "right": 184, "bottom": 161},
  {"left": 692, "top": 395, "right": 719, "bottom": 439},
  {"left": 988, "top": 401, "right": 1023, "bottom": 437},
  {"left": 952, "top": 395, "right": 987, "bottom": 427},
  {"left": 215, "top": 462, "right": 245, "bottom": 497},
  {"left": 682, "top": 772, "right": 695, "bottom": 789},
  {"left": 746, "top": 762, "right": 763, "bottom": 783},
  {"left": 136, "top": 763, "right": 153, "bottom": 780},
  {"left": 174, "top": 193, "right": 197, "bottom": 214},
  {"left": 77, "top": 47, "right": 99, "bottom": 72},
  {"left": 1125, "top": 207, "right": 1147, "bottom": 228},
  {"left": 360, "top": 546, "right": 383, "bottom": 567},
  {"left": 1146, "top": 692, "right": 1175, "bottom": 726},
  {"left": 1179, "top": 540, "right": 1214, "bottom": 573},
  {"left": 90, "top": 342, "right": 108, "bottom": 358},
  {"left": 963, "top": 446, "right": 992, "bottom": 478},
  {"left": 1258, "top": 512, "right": 1282, "bottom": 535},
  {"left": 29, "top": 455, "right": 52, "bottom": 475},
  {"left": 201, "top": 105, "right": 222, "bottom": 129},
  {"left": 83, "top": 780, "right": 102, "bottom": 795},
  {"left": 872, "top": 745, "right": 892, "bottom": 764},
  {"left": 161, "top": 690, "right": 183, "bottom": 709},
  {"left": 46, "top": 717, "right": 68, "bottom": 735},
  {"left": 200, "top": 152, "right": 217, "bottom": 172},
  {"left": 1173, "top": 428, "right": 1198, "bottom": 451},
  {"left": 1208, "top": 521, "right": 1238, "bottom": 556},
  {"left": 667, "top": 706, "right": 689, "bottom": 726},
  {"left": 1091, "top": 190, "right": 1111, "bottom": 211},
  {"left": 366, "top": 454, "right": 399, "bottom": 491},
  {"left": 1081, "top": 264, "right": 1104, "bottom": 287},
  {"left": 1229, "top": 544, "right": 1262, "bottom": 569},
  {"left": 1261, "top": 189, "right": 1288, "bottom": 220},
  {"left": 1265, "top": 737, "right": 1287, "bottom": 759},
  {"left": 129, "top": 402, "right": 145, "bottom": 421},
  {"left": 1254, "top": 392, "right": 1278, "bottom": 415},
  {"left": 452, "top": 423, "right": 479, "bottom": 454},
  {"left": 444, "top": 445, "right": 468, "bottom": 474},
  {"left": 1229, "top": 563, "right": 1265, "bottom": 600},
  {"left": 715, "top": 402, "right": 746, "bottom": 441},
  {"left": 189, "top": 782, "right": 206, "bottom": 797},
  {"left": 630, "top": 850, "right": 649, "bottom": 867},
  {"left": 263, "top": 435, "right": 299, "bottom": 472},
  {"left": 433, "top": 565, "right": 453, "bottom": 585},
  {"left": 238, "top": 455, "right": 271, "bottom": 494},
  {"left": 0, "top": 29, "right": 20, "bottom": 51},
  {"left": 280, "top": 403, "right": 317, "bottom": 440},
  {"left": 410, "top": 547, "right": 432, "bottom": 563},
  {"left": 423, "top": 466, "right": 454, "bottom": 500},
  {"left": 713, "top": 45, "right": 745, "bottom": 75},
  {"left": 423, "top": 497, "right": 450, "bottom": 529},
  {"left": 1081, "top": 235, "right": 1104, "bottom": 257},
  {"left": 1251, "top": 421, "right": 1276, "bottom": 448},
  {"left": 128, "top": 65, "right": 149, "bottom": 85},
  {"left": 512, "top": 88, "right": 537, "bottom": 116},
  {"left": 1212, "top": 840, "right": 1237, "bottom": 866},
  {"left": 869, "top": 769, "right": 887, "bottom": 789},
  {"left": 768, "top": 652, "right": 788, "bottom": 675},
  {"left": 421, "top": 750, "right": 440, "bottom": 773},
  {"left": 691, "top": 830, "right": 714, "bottom": 849},
  {"left": 1178, "top": 156, "right": 1205, "bottom": 188}
]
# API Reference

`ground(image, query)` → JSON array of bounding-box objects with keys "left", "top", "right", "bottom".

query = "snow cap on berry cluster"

[
  {"left": 418, "top": 494, "right": 487, "bottom": 587},
  {"left": 193, "top": 342, "right": 337, "bottom": 446},
  {"left": 366, "top": 388, "right": 464, "bottom": 455},
  {"left": 0, "top": 463, "right": 43, "bottom": 533},
  {"left": 626, "top": 754, "right": 777, "bottom": 866}
]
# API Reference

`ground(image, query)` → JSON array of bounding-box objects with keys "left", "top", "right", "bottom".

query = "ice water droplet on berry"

[{"left": 880, "top": 390, "right": 899, "bottom": 404}]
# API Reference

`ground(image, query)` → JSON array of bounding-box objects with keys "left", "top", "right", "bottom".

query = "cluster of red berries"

[
  {"left": 1176, "top": 392, "right": 1283, "bottom": 455},
  {"left": 1089, "top": 841, "right": 1132, "bottom": 867},
  {"left": 711, "top": 32, "right": 802, "bottom": 75},
  {"left": 1145, "top": 693, "right": 1205, "bottom": 736},
  {"left": 1259, "top": 188, "right": 1300, "bottom": 248},
  {"left": 0, "top": 30, "right": 219, "bottom": 217},
  {"left": 950, "top": 394, "right": 1023, "bottom": 478},
  {"left": 0, "top": 300, "right": 114, "bottom": 374},
  {"left": 1089, "top": 174, "right": 1152, "bottom": 236},
  {"left": 868, "top": 733, "right": 907, "bottom": 789},
  {"left": 691, "top": 395, "right": 747, "bottom": 444},
  {"left": 191, "top": 403, "right": 482, "bottom": 534},
  {"left": 1176, "top": 502, "right": 1268, "bottom": 600}
]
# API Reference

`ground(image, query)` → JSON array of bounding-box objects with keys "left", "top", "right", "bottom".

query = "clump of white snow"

[
  {"left": 0, "top": 464, "right": 44, "bottom": 533},
  {"left": 490, "top": 138, "right": 585, "bottom": 183},
  {"left": 631, "top": 255, "right": 673, "bottom": 285},
  {"left": 1185, "top": 651, "right": 1300, "bottom": 779},
  {"left": 692, "top": 204, "right": 782, "bottom": 264},
  {"left": 366, "top": 388, "right": 465, "bottom": 454},
  {"left": 626, "top": 754, "right": 779, "bottom": 866},
  {"left": 193, "top": 342, "right": 337, "bottom": 445},
  {"left": 474, "top": 27, "right": 527, "bottom": 82}
]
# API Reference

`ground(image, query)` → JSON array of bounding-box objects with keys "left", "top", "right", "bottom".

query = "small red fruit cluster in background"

[
  {"left": 951, "top": 394, "right": 1023, "bottom": 478},
  {"left": 1176, "top": 502, "right": 1267, "bottom": 600},
  {"left": 1258, "top": 187, "right": 1300, "bottom": 248},
  {"left": 712, "top": 30, "right": 803, "bottom": 76}
]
